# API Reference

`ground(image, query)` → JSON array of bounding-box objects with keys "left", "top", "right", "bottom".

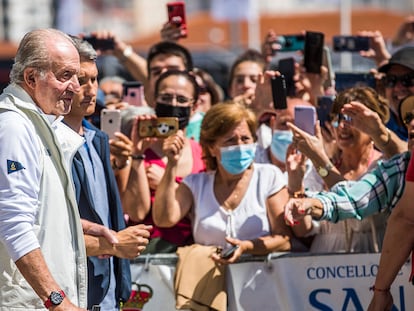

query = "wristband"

[
  {"left": 112, "top": 159, "right": 130, "bottom": 170},
  {"left": 131, "top": 154, "right": 146, "bottom": 160},
  {"left": 122, "top": 45, "right": 133, "bottom": 60},
  {"left": 369, "top": 285, "right": 390, "bottom": 292},
  {"left": 288, "top": 188, "right": 306, "bottom": 198}
]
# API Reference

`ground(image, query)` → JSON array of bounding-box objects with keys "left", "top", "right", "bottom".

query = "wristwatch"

[
  {"left": 317, "top": 162, "right": 334, "bottom": 177},
  {"left": 44, "top": 290, "right": 65, "bottom": 309}
]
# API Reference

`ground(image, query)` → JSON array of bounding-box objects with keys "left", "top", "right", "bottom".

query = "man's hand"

[
  {"left": 112, "top": 225, "right": 152, "bottom": 259},
  {"left": 81, "top": 219, "right": 118, "bottom": 244}
]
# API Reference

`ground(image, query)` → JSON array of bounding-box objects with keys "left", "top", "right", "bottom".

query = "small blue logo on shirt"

[{"left": 7, "top": 159, "right": 25, "bottom": 174}]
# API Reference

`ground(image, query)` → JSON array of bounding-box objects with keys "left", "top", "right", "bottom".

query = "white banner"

[
  {"left": 227, "top": 253, "right": 413, "bottom": 311},
  {"left": 129, "top": 253, "right": 413, "bottom": 311}
]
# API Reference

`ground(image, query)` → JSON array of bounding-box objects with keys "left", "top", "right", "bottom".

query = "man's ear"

[{"left": 23, "top": 68, "right": 37, "bottom": 89}]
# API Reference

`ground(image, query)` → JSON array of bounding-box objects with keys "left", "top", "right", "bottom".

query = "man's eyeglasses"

[
  {"left": 156, "top": 93, "right": 194, "bottom": 105},
  {"left": 384, "top": 73, "right": 414, "bottom": 88},
  {"left": 331, "top": 113, "right": 352, "bottom": 128},
  {"left": 403, "top": 111, "right": 414, "bottom": 125}
]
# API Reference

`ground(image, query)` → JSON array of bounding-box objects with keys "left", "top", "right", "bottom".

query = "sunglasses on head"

[{"left": 384, "top": 73, "right": 414, "bottom": 88}]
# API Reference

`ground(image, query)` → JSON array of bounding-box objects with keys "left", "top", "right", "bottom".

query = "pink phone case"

[{"left": 294, "top": 106, "right": 316, "bottom": 135}]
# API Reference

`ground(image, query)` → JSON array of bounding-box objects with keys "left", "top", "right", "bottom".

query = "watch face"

[
  {"left": 50, "top": 291, "right": 64, "bottom": 305},
  {"left": 318, "top": 167, "right": 328, "bottom": 177}
]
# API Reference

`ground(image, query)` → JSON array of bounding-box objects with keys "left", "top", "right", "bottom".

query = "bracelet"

[
  {"left": 122, "top": 45, "right": 133, "bottom": 60},
  {"left": 112, "top": 159, "right": 130, "bottom": 170},
  {"left": 288, "top": 188, "right": 306, "bottom": 198},
  {"left": 383, "top": 128, "right": 391, "bottom": 146},
  {"left": 131, "top": 154, "right": 146, "bottom": 160},
  {"left": 369, "top": 285, "right": 390, "bottom": 292}
]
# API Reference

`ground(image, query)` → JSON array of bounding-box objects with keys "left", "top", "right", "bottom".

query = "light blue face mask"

[
  {"left": 270, "top": 130, "right": 293, "bottom": 163},
  {"left": 220, "top": 143, "right": 257, "bottom": 175}
]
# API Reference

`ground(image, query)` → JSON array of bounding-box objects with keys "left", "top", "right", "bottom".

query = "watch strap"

[{"left": 44, "top": 290, "right": 65, "bottom": 309}]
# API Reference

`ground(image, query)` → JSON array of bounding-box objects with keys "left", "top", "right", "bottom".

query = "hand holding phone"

[
  {"left": 276, "top": 34, "right": 305, "bottom": 52},
  {"left": 278, "top": 57, "right": 295, "bottom": 97},
  {"left": 333, "top": 35, "right": 370, "bottom": 52},
  {"left": 304, "top": 31, "right": 324, "bottom": 74},
  {"left": 220, "top": 245, "right": 239, "bottom": 259},
  {"left": 294, "top": 106, "right": 316, "bottom": 135},
  {"left": 317, "top": 95, "right": 335, "bottom": 129},
  {"left": 123, "top": 81, "right": 144, "bottom": 107},
  {"left": 100, "top": 109, "right": 121, "bottom": 140},
  {"left": 167, "top": 1, "right": 187, "bottom": 38},
  {"left": 83, "top": 35, "right": 115, "bottom": 51},
  {"left": 138, "top": 117, "right": 179, "bottom": 138},
  {"left": 271, "top": 75, "right": 287, "bottom": 110}
]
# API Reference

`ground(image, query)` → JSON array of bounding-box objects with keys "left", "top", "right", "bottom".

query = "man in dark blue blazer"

[{"left": 65, "top": 36, "right": 151, "bottom": 311}]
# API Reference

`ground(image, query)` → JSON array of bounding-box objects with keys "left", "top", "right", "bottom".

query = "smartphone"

[
  {"left": 335, "top": 72, "right": 376, "bottom": 92},
  {"left": 276, "top": 34, "right": 305, "bottom": 52},
  {"left": 122, "top": 81, "right": 144, "bottom": 107},
  {"left": 333, "top": 35, "right": 370, "bottom": 52},
  {"left": 83, "top": 36, "right": 115, "bottom": 51},
  {"left": 322, "top": 46, "right": 335, "bottom": 89},
  {"left": 271, "top": 75, "right": 287, "bottom": 110},
  {"left": 278, "top": 57, "right": 295, "bottom": 96},
  {"left": 220, "top": 245, "right": 239, "bottom": 259},
  {"left": 138, "top": 117, "right": 179, "bottom": 138},
  {"left": 294, "top": 106, "right": 316, "bottom": 135},
  {"left": 167, "top": 1, "right": 187, "bottom": 38},
  {"left": 304, "top": 31, "right": 325, "bottom": 74},
  {"left": 100, "top": 109, "right": 121, "bottom": 140},
  {"left": 317, "top": 95, "right": 335, "bottom": 129}
]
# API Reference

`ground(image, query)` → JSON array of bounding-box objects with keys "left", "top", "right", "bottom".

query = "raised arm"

[
  {"left": 288, "top": 121, "right": 344, "bottom": 188},
  {"left": 152, "top": 130, "right": 193, "bottom": 227},
  {"left": 367, "top": 180, "right": 414, "bottom": 310},
  {"left": 341, "top": 101, "right": 407, "bottom": 158},
  {"left": 122, "top": 116, "right": 153, "bottom": 221}
]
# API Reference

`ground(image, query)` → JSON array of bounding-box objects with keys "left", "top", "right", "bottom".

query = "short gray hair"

[
  {"left": 10, "top": 28, "right": 74, "bottom": 84},
  {"left": 70, "top": 35, "right": 97, "bottom": 62}
]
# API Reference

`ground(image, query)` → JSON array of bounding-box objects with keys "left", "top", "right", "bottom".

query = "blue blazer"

[{"left": 71, "top": 119, "right": 131, "bottom": 309}]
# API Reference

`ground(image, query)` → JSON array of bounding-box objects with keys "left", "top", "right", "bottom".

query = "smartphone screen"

[
  {"left": 138, "top": 117, "right": 179, "bottom": 138},
  {"left": 294, "top": 106, "right": 316, "bottom": 135},
  {"left": 304, "top": 31, "right": 324, "bottom": 74},
  {"left": 277, "top": 34, "right": 305, "bottom": 52},
  {"left": 333, "top": 35, "right": 370, "bottom": 52},
  {"left": 100, "top": 109, "right": 121, "bottom": 139},
  {"left": 317, "top": 95, "right": 335, "bottom": 129},
  {"left": 278, "top": 57, "right": 295, "bottom": 97},
  {"left": 122, "top": 81, "right": 144, "bottom": 107},
  {"left": 167, "top": 1, "right": 187, "bottom": 38},
  {"left": 271, "top": 75, "right": 287, "bottom": 110}
]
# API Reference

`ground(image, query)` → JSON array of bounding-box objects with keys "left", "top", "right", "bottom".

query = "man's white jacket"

[{"left": 0, "top": 84, "right": 87, "bottom": 310}]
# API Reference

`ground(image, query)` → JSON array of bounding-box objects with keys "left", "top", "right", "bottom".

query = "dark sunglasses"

[
  {"left": 403, "top": 111, "right": 414, "bottom": 125},
  {"left": 384, "top": 73, "right": 414, "bottom": 88}
]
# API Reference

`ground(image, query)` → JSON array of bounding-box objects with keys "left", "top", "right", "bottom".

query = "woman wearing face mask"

[
  {"left": 255, "top": 98, "right": 321, "bottom": 192},
  {"left": 153, "top": 102, "right": 298, "bottom": 262},
  {"left": 122, "top": 70, "right": 205, "bottom": 253}
]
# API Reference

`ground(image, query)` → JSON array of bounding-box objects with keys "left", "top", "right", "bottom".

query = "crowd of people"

[{"left": 2, "top": 12, "right": 414, "bottom": 311}]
